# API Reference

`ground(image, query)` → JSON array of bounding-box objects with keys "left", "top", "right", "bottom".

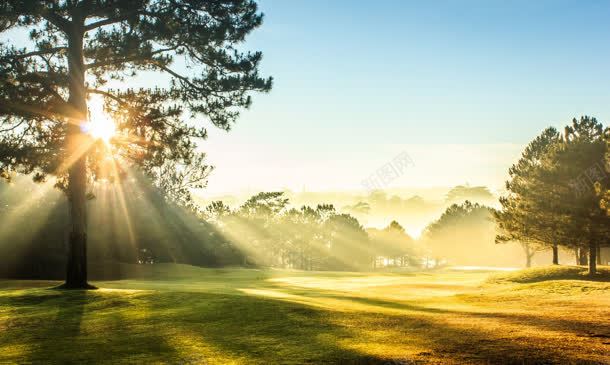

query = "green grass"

[
  {"left": 1, "top": 265, "right": 609, "bottom": 364},
  {"left": 487, "top": 265, "right": 610, "bottom": 284}
]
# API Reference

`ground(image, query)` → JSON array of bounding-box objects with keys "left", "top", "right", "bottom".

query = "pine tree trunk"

[
  {"left": 63, "top": 20, "right": 93, "bottom": 289},
  {"left": 588, "top": 241, "right": 597, "bottom": 276},
  {"left": 579, "top": 247, "right": 588, "bottom": 266},
  {"left": 523, "top": 242, "right": 532, "bottom": 268},
  {"left": 552, "top": 243, "right": 559, "bottom": 265},
  {"left": 574, "top": 248, "right": 579, "bottom": 265}
]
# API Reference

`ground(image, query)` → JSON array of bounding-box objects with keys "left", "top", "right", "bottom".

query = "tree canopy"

[{"left": 0, "top": 0, "right": 271, "bottom": 180}]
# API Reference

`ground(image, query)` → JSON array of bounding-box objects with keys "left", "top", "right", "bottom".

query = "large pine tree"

[
  {"left": 543, "top": 117, "right": 608, "bottom": 274},
  {"left": 494, "top": 127, "right": 563, "bottom": 266},
  {"left": 496, "top": 118, "right": 609, "bottom": 274},
  {"left": 0, "top": 1, "right": 272, "bottom": 288}
]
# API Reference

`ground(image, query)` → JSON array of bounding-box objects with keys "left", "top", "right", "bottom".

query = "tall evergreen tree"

[
  {"left": 542, "top": 117, "right": 608, "bottom": 274},
  {"left": 496, "top": 118, "right": 609, "bottom": 274},
  {"left": 495, "top": 127, "right": 563, "bottom": 265},
  {"left": 0, "top": 1, "right": 272, "bottom": 288}
]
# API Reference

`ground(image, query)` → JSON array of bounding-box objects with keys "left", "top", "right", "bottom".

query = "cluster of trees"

[
  {"left": 203, "top": 192, "right": 421, "bottom": 271},
  {"left": 423, "top": 201, "right": 495, "bottom": 266},
  {"left": 367, "top": 221, "right": 419, "bottom": 268},
  {"left": 335, "top": 186, "right": 495, "bottom": 237},
  {"left": 420, "top": 200, "right": 533, "bottom": 268},
  {"left": 494, "top": 117, "right": 610, "bottom": 275}
]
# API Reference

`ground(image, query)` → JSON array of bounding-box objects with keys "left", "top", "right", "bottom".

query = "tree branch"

[
  {"left": 39, "top": 11, "right": 71, "bottom": 33},
  {"left": 0, "top": 47, "right": 68, "bottom": 62},
  {"left": 84, "top": 46, "right": 179, "bottom": 70},
  {"left": 84, "top": 9, "right": 159, "bottom": 31},
  {"left": 86, "top": 88, "right": 128, "bottom": 106},
  {"left": 0, "top": 101, "right": 63, "bottom": 122}
]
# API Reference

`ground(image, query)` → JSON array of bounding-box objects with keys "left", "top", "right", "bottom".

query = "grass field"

[{"left": 1, "top": 265, "right": 609, "bottom": 364}]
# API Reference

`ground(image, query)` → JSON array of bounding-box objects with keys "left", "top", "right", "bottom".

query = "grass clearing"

[{"left": 1, "top": 265, "right": 609, "bottom": 364}]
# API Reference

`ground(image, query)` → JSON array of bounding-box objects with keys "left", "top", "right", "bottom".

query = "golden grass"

[{"left": 0, "top": 265, "right": 608, "bottom": 364}]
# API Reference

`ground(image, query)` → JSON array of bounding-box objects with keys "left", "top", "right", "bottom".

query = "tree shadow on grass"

[
  {"left": 205, "top": 284, "right": 608, "bottom": 364},
  {"left": 259, "top": 280, "right": 610, "bottom": 340},
  {"left": 287, "top": 290, "right": 610, "bottom": 337},
  {"left": 141, "top": 291, "right": 373, "bottom": 364},
  {"left": 134, "top": 289, "right": 603, "bottom": 365},
  {"left": 2, "top": 284, "right": 607, "bottom": 364},
  {"left": 0, "top": 288, "right": 188, "bottom": 364},
  {"left": 0, "top": 289, "right": 87, "bottom": 364}
]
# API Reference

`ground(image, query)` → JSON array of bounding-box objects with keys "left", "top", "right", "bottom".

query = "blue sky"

[
  {"left": 200, "top": 0, "right": 610, "bottom": 195},
  {"left": 236, "top": 0, "right": 610, "bottom": 144}
]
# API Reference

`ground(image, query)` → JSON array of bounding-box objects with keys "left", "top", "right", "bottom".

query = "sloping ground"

[
  {"left": 0, "top": 265, "right": 609, "bottom": 364},
  {"left": 487, "top": 265, "right": 610, "bottom": 283}
]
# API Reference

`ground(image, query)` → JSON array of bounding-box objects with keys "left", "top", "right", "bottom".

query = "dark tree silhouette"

[{"left": 0, "top": 1, "right": 272, "bottom": 288}]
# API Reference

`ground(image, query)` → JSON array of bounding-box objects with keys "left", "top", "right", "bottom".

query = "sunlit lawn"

[{"left": 1, "top": 265, "right": 609, "bottom": 364}]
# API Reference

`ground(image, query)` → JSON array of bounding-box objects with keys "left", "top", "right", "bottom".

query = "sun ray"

[
  {"left": 125, "top": 171, "right": 179, "bottom": 263},
  {"left": 0, "top": 179, "right": 59, "bottom": 238},
  {"left": 56, "top": 134, "right": 95, "bottom": 174},
  {"left": 107, "top": 157, "right": 137, "bottom": 251}
]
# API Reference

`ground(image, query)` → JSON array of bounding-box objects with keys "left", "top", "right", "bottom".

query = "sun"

[{"left": 82, "top": 95, "right": 116, "bottom": 143}]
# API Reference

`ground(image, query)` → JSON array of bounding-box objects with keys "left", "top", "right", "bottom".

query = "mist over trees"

[
  {"left": 2, "top": 156, "right": 607, "bottom": 279},
  {"left": 367, "top": 221, "right": 420, "bottom": 268},
  {"left": 203, "top": 193, "right": 420, "bottom": 271},
  {"left": 420, "top": 201, "right": 525, "bottom": 267},
  {"left": 1, "top": 119, "right": 607, "bottom": 277},
  {"left": 0, "top": 176, "right": 506, "bottom": 279}
]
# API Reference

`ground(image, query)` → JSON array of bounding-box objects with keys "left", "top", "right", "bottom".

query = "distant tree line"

[
  {"left": 0, "top": 178, "right": 424, "bottom": 278},
  {"left": 203, "top": 192, "right": 421, "bottom": 271}
]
